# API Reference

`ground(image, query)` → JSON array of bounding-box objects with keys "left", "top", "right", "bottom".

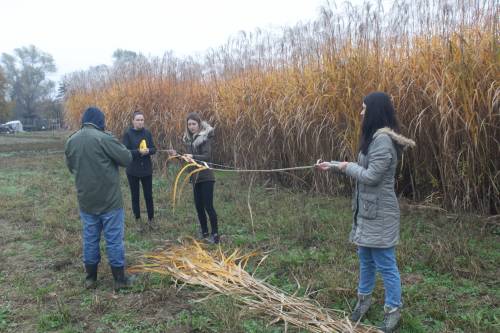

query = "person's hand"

[
  {"left": 315, "top": 161, "right": 332, "bottom": 171},
  {"left": 139, "top": 148, "right": 149, "bottom": 155},
  {"left": 338, "top": 161, "right": 348, "bottom": 171},
  {"left": 167, "top": 149, "right": 177, "bottom": 156},
  {"left": 183, "top": 154, "right": 194, "bottom": 163}
]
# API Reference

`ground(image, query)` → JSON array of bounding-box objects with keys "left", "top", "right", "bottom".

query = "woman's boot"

[
  {"left": 350, "top": 293, "right": 372, "bottom": 322},
  {"left": 380, "top": 306, "right": 401, "bottom": 333}
]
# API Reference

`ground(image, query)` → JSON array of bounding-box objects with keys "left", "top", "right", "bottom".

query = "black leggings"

[
  {"left": 193, "top": 181, "right": 218, "bottom": 235},
  {"left": 127, "top": 174, "right": 154, "bottom": 220}
]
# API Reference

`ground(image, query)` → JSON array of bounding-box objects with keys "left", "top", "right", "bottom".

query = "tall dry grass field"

[{"left": 64, "top": 0, "right": 499, "bottom": 214}]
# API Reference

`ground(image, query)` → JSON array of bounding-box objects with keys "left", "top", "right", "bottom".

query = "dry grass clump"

[{"left": 130, "top": 238, "right": 382, "bottom": 333}]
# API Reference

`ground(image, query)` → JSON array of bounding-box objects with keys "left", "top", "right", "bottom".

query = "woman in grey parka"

[{"left": 317, "top": 92, "right": 415, "bottom": 333}]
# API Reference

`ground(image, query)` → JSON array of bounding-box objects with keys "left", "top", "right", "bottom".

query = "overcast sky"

[{"left": 0, "top": 0, "right": 340, "bottom": 82}]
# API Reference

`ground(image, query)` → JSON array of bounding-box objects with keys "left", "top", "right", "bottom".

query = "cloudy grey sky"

[{"left": 0, "top": 0, "right": 339, "bottom": 81}]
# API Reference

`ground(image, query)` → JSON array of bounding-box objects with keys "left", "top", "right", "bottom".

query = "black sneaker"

[
  {"left": 147, "top": 218, "right": 158, "bottom": 231},
  {"left": 135, "top": 217, "right": 146, "bottom": 233},
  {"left": 209, "top": 233, "right": 220, "bottom": 244},
  {"left": 198, "top": 231, "right": 209, "bottom": 241}
]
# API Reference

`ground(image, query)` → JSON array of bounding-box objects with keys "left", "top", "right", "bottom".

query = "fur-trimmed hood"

[
  {"left": 374, "top": 127, "right": 416, "bottom": 150},
  {"left": 183, "top": 121, "right": 214, "bottom": 149}
]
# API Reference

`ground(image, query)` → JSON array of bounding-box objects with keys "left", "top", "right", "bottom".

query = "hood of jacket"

[
  {"left": 81, "top": 107, "right": 105, "bottom": 131},
  {"left": 374, "top": 127, "right": 416, "bottom": 150}
]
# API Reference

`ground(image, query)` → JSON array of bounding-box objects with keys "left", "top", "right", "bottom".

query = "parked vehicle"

[
  {"left": 4, "top": 120, "right": 24, "bottom": 132},
  {"left": 0, "top": 123, "right": 14, "bottom": 134}
]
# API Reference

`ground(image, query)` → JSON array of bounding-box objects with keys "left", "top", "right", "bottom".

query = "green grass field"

[{"left": 0, "top": 132, "right": 498, "bottom": 332}]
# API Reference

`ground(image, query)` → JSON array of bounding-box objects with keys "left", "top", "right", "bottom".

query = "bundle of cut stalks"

[{"left": 129, "top": 238, "right": 382, "bottom": 333}]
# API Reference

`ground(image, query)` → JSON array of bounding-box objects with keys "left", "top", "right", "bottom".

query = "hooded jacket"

[
  {"left": 182, "top": 121, "right": 215, "bottom": 183},
  {"left": 345, "top": 127, "right": 416, "bottom": 248},
  {"left": 65, "top": 108, "right": 132, "bottom": 214},
  {"left": 122, "top": 127, "right": 157, "bottom": 177},
  {"left": 81, "top": 107, "right": 105, "bottom": 130}
]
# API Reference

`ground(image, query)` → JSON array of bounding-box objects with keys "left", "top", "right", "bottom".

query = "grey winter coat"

[
  {"left": 182, "top": 121, "right": 215, "bottom": 184},
  {"left": 345, "top": 127, "right": 415, "bottom": 248}
]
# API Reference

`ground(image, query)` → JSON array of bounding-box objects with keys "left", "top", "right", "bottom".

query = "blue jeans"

[
  {"left": 357, "top": 246, "right": 402, "bottom": 308},
  {"left": 79, "top": 208, "right": 125, "bottom": 268}
]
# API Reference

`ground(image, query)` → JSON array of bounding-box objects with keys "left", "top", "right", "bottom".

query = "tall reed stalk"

[{"left": 63, "top": 0, "right": 499, "bottom": 214}]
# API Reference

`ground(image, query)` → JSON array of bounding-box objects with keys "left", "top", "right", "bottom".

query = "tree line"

[{"left": 0, "top": 45, "right": 140, "bottom": 127}]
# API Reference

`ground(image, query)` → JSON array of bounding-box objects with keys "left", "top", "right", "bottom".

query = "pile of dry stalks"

[{"left": 130, "top": 238, "right": 382, "bottom": 333}]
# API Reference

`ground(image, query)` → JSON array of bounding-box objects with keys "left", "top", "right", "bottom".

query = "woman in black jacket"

[
  {"left": 170, "top": 112, "right": 219, "bottom": 244},
  {"left": 122, "top": 111, "right": 157, "bottom": 231}
]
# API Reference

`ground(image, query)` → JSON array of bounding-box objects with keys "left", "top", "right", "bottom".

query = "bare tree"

[{"left": 1, "top": 45, "right": 56, "bottom": 122}]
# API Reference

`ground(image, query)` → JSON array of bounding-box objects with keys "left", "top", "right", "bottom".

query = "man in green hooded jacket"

[{"left": 65, "top": 107, "right": 134, "bottom": 291}]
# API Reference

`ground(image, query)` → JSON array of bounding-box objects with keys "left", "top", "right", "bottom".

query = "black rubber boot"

[
  {"left": 84, "top": 264, "right": 98, "bottom": 289},
  {"left": 110, "top": 266, "right": 136, "bottom": 291}
]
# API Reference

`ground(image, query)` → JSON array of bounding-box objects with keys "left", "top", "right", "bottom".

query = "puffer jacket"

[
  {"left": 182, "top": 121, "right": 215, "bottom": 183},
  {"left": 345, "top": 127, "right": 415, "bottom": 248}
]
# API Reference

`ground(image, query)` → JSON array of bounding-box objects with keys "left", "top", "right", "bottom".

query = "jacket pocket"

[{"left": 358, "top": 192, "right": 378, "bottom": 219}]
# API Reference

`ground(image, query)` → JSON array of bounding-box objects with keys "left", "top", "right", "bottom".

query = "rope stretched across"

[
  {"left": 3, "top": 149, "right": 316, "bottom": 173},
  {"left": 166, "top": 154, "right": 315, "bottom": 209},
  {"left": 163, "top": 152, "right": 316, "bottom": 173}
]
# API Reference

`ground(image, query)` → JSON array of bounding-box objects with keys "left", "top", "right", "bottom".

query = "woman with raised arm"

[{"left": 317, "top": 92, "right": 415, "bottom": 333}]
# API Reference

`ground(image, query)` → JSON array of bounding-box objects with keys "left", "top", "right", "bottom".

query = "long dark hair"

[{"left": 359, "top": 92, "right": 400, "bottom": 155}]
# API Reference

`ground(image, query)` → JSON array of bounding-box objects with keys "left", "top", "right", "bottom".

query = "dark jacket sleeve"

[
  {"left": 147, "top": 130, "right": 156, "bottom": 155},
  {"left": 122, "top": 130, "right": 141, "bottom": 158},
  {"left": 102, "top": 135, "right": 132, "bottom": 167}
]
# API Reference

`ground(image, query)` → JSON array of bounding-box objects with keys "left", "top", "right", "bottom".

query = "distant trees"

[
  {"left": 112, "top": 49, "right": 146, "bottom": 66},
  {"left": 1, "top": 45, "right": 56, "bottom": 123},
  {"left": 0, "top": 68, "right": 12, "bottom": 123},
  {"left": 63, "top": 49, "right": 148, "bottom": 95}
]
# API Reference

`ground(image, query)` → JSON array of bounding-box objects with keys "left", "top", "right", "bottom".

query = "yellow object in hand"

[{"left": 139, "top": 139, "right": 147, "bottom": 150}]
